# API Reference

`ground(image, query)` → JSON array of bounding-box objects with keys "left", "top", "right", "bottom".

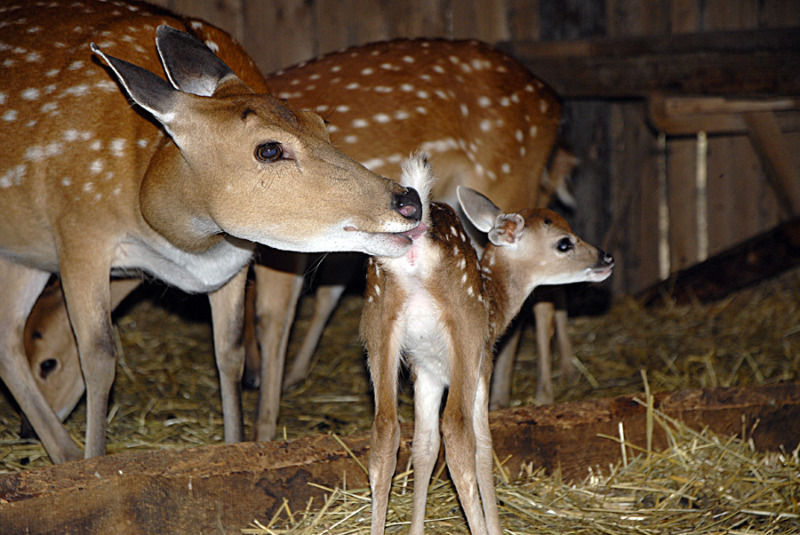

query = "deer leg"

[
  {"left": 533, "top": 299, "right": 556, "bottom": 404},
  {"left": 474, "top": 355, "right": 502, "bottom": 534},
  {"left": 409, "top": 370, "right": 445, "bottom": 535},
  {"left": 252, "top": 258, "right": 305, "bottom": 441},
  {"left": 489, "top": 322, "right": 522, "bottom": 410},
  {"left": 0, "top": 258, "right": 80, "bottom": 463},
  {"left": 58, "top": 251, "right": 116, "bottom": 459},
  {"left": 242, "top": 270, "right": 261, "bottom": 390},
  {"left": 208, "top": 267, "right": 248, "bottom": 443},
  {"left": 366, "top": 324, "right": 402, "bottom": 535},
  {"left": 442, "top": 350, "right": 488, "bottom": 535},
  {"left": 553, "top": 288, "right": 575, "bottom": 378},
  {"left": 283, "top": 283, "right": 345, "bottom": 390}
]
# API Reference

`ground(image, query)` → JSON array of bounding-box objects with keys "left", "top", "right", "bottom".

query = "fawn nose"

[
  {"left": 599, "top": 251, "right": 615, "bottom": 268},
  {"left": 393, "top": 187, "right": 422, "bottom": 221}
]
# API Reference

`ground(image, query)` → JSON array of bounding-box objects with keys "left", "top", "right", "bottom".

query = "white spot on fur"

[
  {"left": 480, "top": 119, "right": 491, "bottom": 132},
  {"left": 361, "top": 67, "right": 374, "bottom": 75},
  {"left": 478, "top": 96, "right": 491, "bottom": 107},
  {"left": 0, "top": 164, "right": 26, "bottom": 188},
  {"left": 343, "top": 135, "right": 358, "bottom": 144},
  {"left": 352, "top": 118, "right": 368, "bottom": 128},
  {"left": 336, "top": 105, "right": 350, "bottom": 113},
  {"left": 21, "top": 88, "right": 40, "bottom": 100},
  {"left": 90, "top": 159, "right": 103, "bottom": 174},
  {"left": 204, "top": 40, "right": 219, "bottom": 53},
  {"left": 345, "top": 82, "right": 359, "bottom": 90},
  {"left": 362, "top": 158, "right": 386, "bottom": 170},
  {"left": 110, "top": 138, "right": 126, "bottom": 157},
  {"left": 373, "top": 113, "right": 390, "bottom": 123}
]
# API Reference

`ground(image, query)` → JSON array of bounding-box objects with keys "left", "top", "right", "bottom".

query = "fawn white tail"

[
  {"left": 23, "top": 37, "right": 575, "bottom": 443},
  {"left": 0, "top": 0, "right": 420, "bottom": 463},
  {"left": 361, "top": 154, "right": 613, "bottom": 534}
]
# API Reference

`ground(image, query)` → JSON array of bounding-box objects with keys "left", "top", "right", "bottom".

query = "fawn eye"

[
  {"left": 255, "top": 142, "right": 283, "bottom": 162},
  {"left": 556, "top": 237, "right": 574, "bottom": 252}
]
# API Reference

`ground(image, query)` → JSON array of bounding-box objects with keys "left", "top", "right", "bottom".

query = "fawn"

[{"left": 361, "top": 153, "right": 613, "bottom": 534}]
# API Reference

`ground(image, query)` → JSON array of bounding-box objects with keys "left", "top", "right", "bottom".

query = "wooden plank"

[
  {"left": 648, "top": 95, "right": 800, "bottom": 135},
  {"left": 498, "top": 28, "right": 800, "bottom": 98},
  {"left": 1, "top": 384, "right": 798, "bottom": 534},
  {"left": 638, "top": 215, "right": 800, "bottom": 306},
  {"left": 744, "top": 111, "right": 800, "bottom": 217}
]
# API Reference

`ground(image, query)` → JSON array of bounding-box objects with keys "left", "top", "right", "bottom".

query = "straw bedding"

[{"left": 0, "top": 268, "right": 798, "bottom": 532}]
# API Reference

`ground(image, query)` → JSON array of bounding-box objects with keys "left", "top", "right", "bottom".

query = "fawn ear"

[
  {"left": 458, "top": 186, "right": 525, "bottom": 247},
  {"left": 91, "top": 43, "right": 178, "bottom": 126},
  {"left": 156, "top": 25, "right": 240, "bottom": 97}
]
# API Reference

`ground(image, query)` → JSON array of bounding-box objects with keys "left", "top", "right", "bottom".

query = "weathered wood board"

[
  {"left": 1, "top": 383, "right": 798, "bottom": 534},
  {"left": 638, "top": 215, "right": 800, "bottom": 306}
]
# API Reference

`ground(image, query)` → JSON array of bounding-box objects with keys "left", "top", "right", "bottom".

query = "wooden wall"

[{"left": 149, "top": 0, "right": 800, "bottom": 296}]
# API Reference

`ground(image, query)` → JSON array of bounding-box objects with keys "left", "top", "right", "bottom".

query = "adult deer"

[
  {"left": 362, "top": 154, "right": 614, "bottom": 534},
  {"left": 23, "top": 38, "right": 576, "bottom": 442},
  {"left": 0, "top": 0, "right": 420, "bottom": 463}
]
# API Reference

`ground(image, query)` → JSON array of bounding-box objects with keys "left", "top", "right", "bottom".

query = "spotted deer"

[
  {"left": 362, "top": 154, "right": 613, "bottom": 535},
  {"left": 0, "top": 0, "right": 420, "bottom": 463},
  {"left": 23, "top": 37, "right": 577, "bottom": 443}
]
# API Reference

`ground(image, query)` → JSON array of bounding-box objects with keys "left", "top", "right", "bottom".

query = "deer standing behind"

[
  {"left": 23, "top": 37, "right": 577, "bottom": 444},
  {"left": 362, "top": 153, "right": 613, "bottom": 535},
  {"left": 0, "top": 0, "right": 421, "bottom": 463}
]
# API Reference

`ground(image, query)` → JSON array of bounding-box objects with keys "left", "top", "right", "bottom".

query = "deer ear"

[
  {"left": 156, "top": 25, "right": 238, "bottom": 96},
  {"left": 487, "top": 213, "right": 525, "bottom": 247},
  {"left": 457, "top": 186, "right": 525, "bottom": 247},
  {"left": 91, "top": 43, "right": 177, "bottom": 125},
  {"left": 457, "top": 186, "right": 502, "bottom": 233}
]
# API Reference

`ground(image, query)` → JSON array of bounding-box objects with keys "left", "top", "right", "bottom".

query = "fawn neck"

[{"left": 478, "top": 246, "right": 532, "bottom": 343}]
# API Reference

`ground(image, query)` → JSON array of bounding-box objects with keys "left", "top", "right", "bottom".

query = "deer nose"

[
  {"left": 599, "top": 251, "right": 615, "bottom": 267},
  {"left": 393, "top": 187, "right": 422, "bottom": 221}
]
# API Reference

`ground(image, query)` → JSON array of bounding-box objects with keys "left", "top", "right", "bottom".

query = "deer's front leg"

[
  {"left": 59, "top": 250, "right": 116, "bottom": 459},
  {"left": 0, "top": 258, "right": 80, "bottom": 463},
  {"left": 208, "top": 267, "right": 249, "bottom": 443},
  {"left": 251, "top": 259, "right": 305, "bottom": 441}
]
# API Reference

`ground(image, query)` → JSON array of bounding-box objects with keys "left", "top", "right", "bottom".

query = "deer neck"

[
  {"left": 480, "top": 247, "right": 533, "bottom": 343},
  {"left": 139, "top": 139, "right": 224, "bottom": 253}
]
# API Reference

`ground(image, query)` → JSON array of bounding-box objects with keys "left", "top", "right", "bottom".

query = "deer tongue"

[{"left": 402, "top": 222, "right": 427, "bottom": 241}]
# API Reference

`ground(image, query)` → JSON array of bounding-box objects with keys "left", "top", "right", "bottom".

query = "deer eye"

[
  {"left": 255, "top": 142, "right": 283, "bottom": 162},
  {"left": 556, "top": 237, "right": 574, "bottom": 252}
]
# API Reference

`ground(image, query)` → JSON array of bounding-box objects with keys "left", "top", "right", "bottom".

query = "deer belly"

[{"left": 400, "top": 292, "right": 451, "bottom": 385}]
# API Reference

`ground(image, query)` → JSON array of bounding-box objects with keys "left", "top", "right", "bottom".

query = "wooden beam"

[
  {"left": 498, "top": 28, "right": 800, "bottom": 98},
  {"left": 744, "top": 111, "right": 800, "bottom": 217},
  {"left": 648, "top": 94, "right": 800, "bottom": 136},
  {"left": 1, "top": 383, "right": 799, "bottom": 534},
  {"left": 638, "top": 215, "right": 800, "bottom": 306}
]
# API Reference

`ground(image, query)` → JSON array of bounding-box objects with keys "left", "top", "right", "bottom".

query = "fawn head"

[{"left": 458, "top": 185, "right": 614, "bottom": 294}]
